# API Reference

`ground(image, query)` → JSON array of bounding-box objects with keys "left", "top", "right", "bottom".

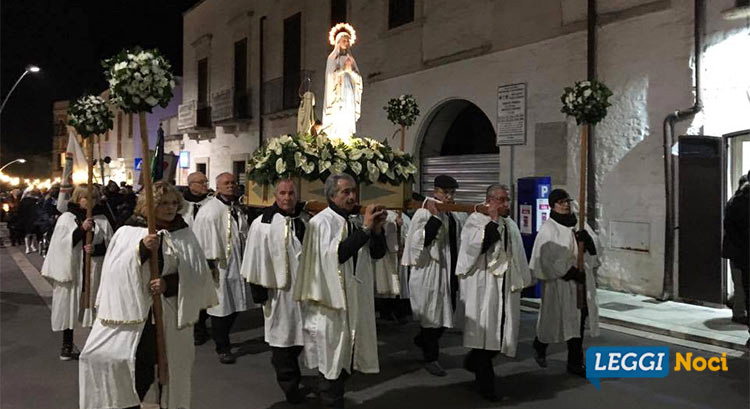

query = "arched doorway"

[{"left": 417, "top": 99, "right": 499, "bottom": 202}]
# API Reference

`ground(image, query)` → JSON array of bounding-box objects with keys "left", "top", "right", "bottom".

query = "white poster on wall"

[
  {"left": 496, "top": 83, "right": 527, "bottom": 145},
  {"left": 519, "top": 204, "right": 532, "bottom": 234},
  {"left": 536, "top": 199, "right": 550, "bottom": 232}
]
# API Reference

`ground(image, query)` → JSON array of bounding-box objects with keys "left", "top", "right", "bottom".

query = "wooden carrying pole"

[
  {"left": 82, "top": 138, "right": 94, "bottom": 309},
  {"left": 139, "top": 112, "right": 169, "bottom": 384},
  {"left": 576, "top": 125, "right": 588, "bottom": 310}
]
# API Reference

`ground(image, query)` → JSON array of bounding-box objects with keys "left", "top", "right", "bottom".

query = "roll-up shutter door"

[{"left": 420, "top": 154, "right": 500, "bottom": 203}]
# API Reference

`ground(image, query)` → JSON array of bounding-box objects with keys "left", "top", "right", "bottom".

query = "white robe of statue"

[
  {"left": 79, "top": 225, "right": 218, "bottom": 409},
  {"left": 193, "top": 197, "right": 252, "bottom": 317},
  {"left": 241, "top": 211, "right": 307, "bottom": 347},
  {"left": 456, "top": 213, "right": 532, "bottom": 356},
  {"left": 42, "top": 212, "right": 113, "bottom": 331},
  {"left": 322, "top": 35, "right": 362, "bottom": 141},
  {"left": 293, "top": 207, "right": 379, "bottom": 380},
  {"left": 530, "top": 217, "right": 600, "bottom": 344}
]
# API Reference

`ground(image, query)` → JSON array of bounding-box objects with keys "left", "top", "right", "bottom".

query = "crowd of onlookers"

[{"left": 0, "top": 181, "right": 139, "bottom": 253}]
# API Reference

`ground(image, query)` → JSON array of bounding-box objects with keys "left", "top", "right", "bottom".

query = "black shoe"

[
  {"left": 424, "top": 361, "right": 447, "bottom": 377},
  {"left": 413, "top": 334, "right": 424, "bottom": 348},
  {"left": 731, "top": 316, "right": 749, "bottom": 325},
  {"left": 194, "top": 331, "right": 209, "bottom": 346},
  {"left": 534, "top": 349, "right": 547, "bottom": 368},
  {"left": 463, "top": 355, "right": 477, "bottom": 373},
  {"left": 285, "top": 389, "right": 305, "bottom": 404},
  {"left": 218, "top": 352, "right": 236, "bottom": 364},
  {"left": 60, "top": 344, "right": 80, "bottom": 361},
  {"left": 567, "top": 363, "right": 586, "bottom": 377}
]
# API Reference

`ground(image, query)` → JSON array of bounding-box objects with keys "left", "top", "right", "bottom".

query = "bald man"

[
  {"left": 181, "top": 171, "right": 213, "bottom": 345},
  {"left": 193, "top": 172, "right": 251, "bottom": 363}
]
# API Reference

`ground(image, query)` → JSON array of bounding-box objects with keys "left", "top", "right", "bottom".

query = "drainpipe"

[
  {"left": 586, "top": 0, "right": 598, "bottom": 230},
  {"left": 258, "top": 15, "right": 266, "bottom": 147},
  {"left": 661, "top": 0, "right": 704, "bottom": 300}
]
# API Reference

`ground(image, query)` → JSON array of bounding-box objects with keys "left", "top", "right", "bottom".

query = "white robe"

[
  {"left": 180, "top": 195, "right": 211, "bottom": 228},
  {"left": 193, "top": 197, "right": 251, "bottom": 317},
  {"left": 456, "top": 214, "right": 532, "bottom": 356},
  {"left": 374, "top": 211, "right": 402, "bottom": 297},
  {"left": 293, "top": 207, "right": 379, "bottom": 380},
  {"left": 79, "top": 225, "right": 218, "bottom": 409},
  {"left": 41, "top": 212, "right": 113, "bottom": 331},
  {"left": 530, "top": 218, "right": 600, "bottom": 344},
  {"left": 241, "top": 211, "right": 307, "bottom": 348},
  {"left": 402, "top": 208, "right": 465, "bottom": 328},
  {"left": 322, "top": 48, "right": 363, "bottom": 141}
]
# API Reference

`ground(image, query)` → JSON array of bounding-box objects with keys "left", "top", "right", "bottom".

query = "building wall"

[{"left": 180, "top": 0, "right": 750, "bottom": 297}]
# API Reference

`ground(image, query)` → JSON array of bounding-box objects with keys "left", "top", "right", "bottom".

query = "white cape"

[
  {"left": 41, "top": 212, "right": 113, "bottom": 330},
  {"left": 401, "top": 208, "right": 465, "bottom": 328},
  {"left": 241, "top": 212, "right": 306, "bottom": 347},
  {"left": 373, "top": 211, "right": 403, "bottom": 297},
  {"left": 79, "top": 225, "right": 217, "bottom": 409},
  {"left": 180, "top": 195, "right": 211, "bottom": 228},
  {"left": 456, "top": 213, "right": 532, "bottom": 356},
  {"left": 529, "top": 218, "right": 600, "bottom": 343},
  {"left": 293, "top": 207, "right": 379, "bottom": 380},
  {"left": 193, "top": 197, "right": 251, "bottom": 316}
]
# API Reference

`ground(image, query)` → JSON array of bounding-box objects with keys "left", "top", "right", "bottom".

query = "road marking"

[{"left": 8, "top": 246, "right": 53, "bottom": 309}]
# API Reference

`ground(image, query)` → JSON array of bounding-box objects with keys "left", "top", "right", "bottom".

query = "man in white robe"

[
  {"left": 374, "top": 211, "right": 411, "bottom": 323},
  {"left": 193, "top": 172, "right": 251, "bottom": 364},
  {"left": 42, "top": 185, "right": 114, "bottom": 360},
  {"left": 241, "top": 179, "right": 309, "bottom": 404},
  {"left": 530, "top": 189, "right": 600, "bottom": 377},
  {"left": 294, "top": 173, "right": 387, "bottom": 409},
  {"left": 79, "top": 181, "right": 217, "bottom": 409},
  {"left": 322, "top": 26, "right": 362, "bottom": 142},
  {"left": 402, "top": 175, "right": 464, "bottom": 377},
  {"left": 456, "top": 184, "right": 532, "bottom": 401},
  {"left": 180, "top": 171, "right": 212, "bottom": 344}
]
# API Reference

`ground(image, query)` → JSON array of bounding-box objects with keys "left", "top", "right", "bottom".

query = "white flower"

[
  {"left": 145, "top": 96, "right": 158, "bottom": 106},
  {"left": 294, "top": 151, "right": 307, "bottom": 167},
  {"left": 335, "top": 148, "right": 347, "bottom": 159},
  {"left": 319, "top": 160, "right": 332, "bottom": 172},
  {"left": 583, "top": 89, "right": 592, "bottom": 97},
  {"left": 332, "top": 160, "right": 347, "bottom": 174},
  {"left": 349, "top": 161, "right": 362, "bottom": 175},
  {"left": 349, "top": 149, "right": 363, "bottom": 161},
  {"left": 367, "top": 162, "right": 380, "bottom": 183},
  {"left": 275, "top": 158, "right": 286, "bottom": 174},
  {"left": 377, "top": 160, "right": 389, "bottom": 174},
  {"left": 268, "top": 139, "right": 282, "bottom": 155},
  {"left": 279, "top": 134, "right": 292, "bottom": 144},
  {"left": 301, "top": 162, "right": 315, "bottom": 174}
]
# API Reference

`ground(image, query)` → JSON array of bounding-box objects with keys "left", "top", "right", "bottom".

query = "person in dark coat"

[
  {"left": 19, "top": 189, "right": 41, "bottom": 253},
  {"left": 723, "top": 171, "right": 749, "bottom": 334}
]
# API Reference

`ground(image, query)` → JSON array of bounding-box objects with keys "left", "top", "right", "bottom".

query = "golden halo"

[{"left": 328, "top": 23, "right": 356, "bottom": 46}]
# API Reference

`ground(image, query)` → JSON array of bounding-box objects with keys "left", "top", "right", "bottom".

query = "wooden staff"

[
  {"left": 81, "top": 137, "right": 94, "bottom": 309},
  {"left": 400, "top": 125, "right": 406, "bottom": 151},
  {"left": 139, "top": 112, "right": 169, "bottom": 384},
  {"left": 576, "top": 125, "right": 588, "bottom": 310}
]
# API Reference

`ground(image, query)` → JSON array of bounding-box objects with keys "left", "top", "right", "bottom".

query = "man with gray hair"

[
  {"left": 456, "top": 184, "right": 532, "bottom": 401},
  {"left": 294, "top": 173, "right": 387, "bottom": 408},
  {"left": 193, "top": 172, "right": 251, "bottom": 364},
  {"left": 181, "top": 171, "right": 213, "bottom": 345}
]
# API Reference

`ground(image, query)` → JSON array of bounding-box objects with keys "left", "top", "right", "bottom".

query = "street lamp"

[
  {"left": 0, "top": 158, "right": 27, "bottom": 172},
  {"left": 0, "top": 65, "right": 41, "bottom": 115}
]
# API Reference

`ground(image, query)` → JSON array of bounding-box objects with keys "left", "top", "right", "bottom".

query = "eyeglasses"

[{"left": 190, "top": 181, "right": 208, "bottom": 186}]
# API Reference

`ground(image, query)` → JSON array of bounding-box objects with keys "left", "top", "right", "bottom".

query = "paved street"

[{"left": 1, "top": 246, "right": 748, "bottom": 409}]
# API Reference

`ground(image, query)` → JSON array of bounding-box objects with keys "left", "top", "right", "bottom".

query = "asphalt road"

[{"left": 1, "top": 246, "right": 748, "bottom": 409}]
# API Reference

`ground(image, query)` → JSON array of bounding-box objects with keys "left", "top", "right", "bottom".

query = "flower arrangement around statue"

[
  {"left": 68, "top": 95, "right": 114, "bottom": 137},
  {"left": 103, "top": 47, "right": 176, "bottom": 113},
  {"left": 560, "top": 80, "right": 612, "bottom": 125},
  {"left": 247, "top": 134, "right": 417, "bottom": 187},
  {"left": 384, "top": 94, "right": 420, "bottom": 150}
]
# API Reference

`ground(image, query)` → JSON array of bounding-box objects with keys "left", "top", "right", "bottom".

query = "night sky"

[{"left": 0, "top": 0, "right": 198, "bottom": 177}]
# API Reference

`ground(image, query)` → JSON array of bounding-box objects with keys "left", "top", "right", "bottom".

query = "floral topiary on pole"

[
  {"left": 67, "top": 94, "right": 113, "bottom": 311},
  {"left": 383, "top": 94, "right": 420, "bottom": 150},
  {"left": 560, "top": 79, "right": 612, "bottom": 309},
  {"left": 103, "top": 47, "right": 175, "bottom": 385}
]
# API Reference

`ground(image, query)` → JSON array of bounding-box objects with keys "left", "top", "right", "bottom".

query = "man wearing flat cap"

[{"left": 402, "top": 175, "right": 466, "bottom": 376}]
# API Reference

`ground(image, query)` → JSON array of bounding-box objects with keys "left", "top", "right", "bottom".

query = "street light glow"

[
  {"left": 27, "top": 65, "right": 40, "bottom": 73},
  {"left": 18, "top": 158, "right": 26, "bottom": 163}
]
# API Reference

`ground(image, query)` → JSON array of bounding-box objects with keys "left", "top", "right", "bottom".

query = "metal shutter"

[{"left": 420, "top": 154, "right": 500, "bottom": 203}]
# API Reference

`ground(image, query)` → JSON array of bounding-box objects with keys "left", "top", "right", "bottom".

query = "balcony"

[{"left": 211, "top": 87, "right": 252, "bottom": 125}]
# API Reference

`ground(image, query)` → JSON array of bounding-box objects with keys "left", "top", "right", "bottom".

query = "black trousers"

[
  {"left": 62, "top": 329, "right": 73, "bottom": 347},
  {"left": 534, "top": 308, "right": 588, "bottom": 366},
  {"left": 194, "top": 309, "right": 209, "bottom": 336},
  {"left": 465, "top": 349, "right": 499, "bottom": 394},
  {"left": 123, "top": 316, "right": 158, "bottom": 409},
  {"left": 318, "top": 371, "right": 349, "bottom": 409},
  {"left": 742, "top": 267, "right": 750, "bottom": 333},
  {"left": 414, "top": 327, "right": 445, "bottom": 362},
  {"left": 271, "top": 346, "right": 303, "bottom": 398},
  {"left": 211, "top": 312, "right": 238, "bottom": 354}
]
